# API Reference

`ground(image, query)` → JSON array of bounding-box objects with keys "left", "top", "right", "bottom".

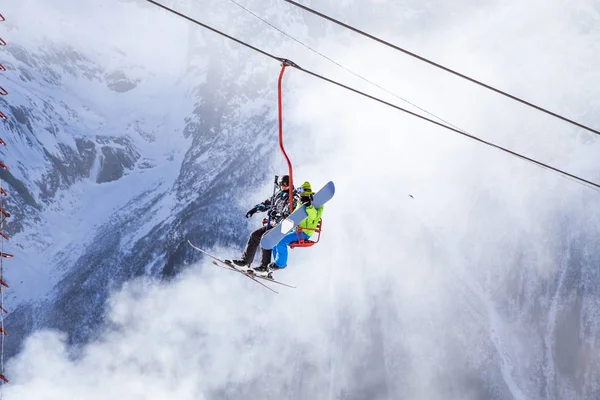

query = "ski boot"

[
  {"left": 268, "top": 262, "right": 285, "bottom": 271},
  {"left": 225, "top": 259, "right": 250, "bottom": 272},
  {"left": 252, "top": 265, "right": 273, "bottom": 279}
]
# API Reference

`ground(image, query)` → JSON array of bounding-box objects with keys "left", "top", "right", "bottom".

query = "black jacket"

[{"left": 254, "top": 189, "right": 300, "bottom": 224}]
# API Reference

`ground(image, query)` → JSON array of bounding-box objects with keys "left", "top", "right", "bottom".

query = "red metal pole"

[{"left": 277, "top": 63, "right": 294, "bottom": 213}]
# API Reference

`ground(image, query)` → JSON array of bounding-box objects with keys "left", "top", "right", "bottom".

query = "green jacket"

[{"left": 297, "top": 203, "right": 324, "bottom": 237}]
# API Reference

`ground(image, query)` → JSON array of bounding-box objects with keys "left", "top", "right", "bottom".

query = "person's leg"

[
  {"left": 240, "top": 226, "right": 267, "bottom": 264},
  {"left": 256, "top": 227, "right": 273, "bottom": 267},
  {"left": 271, "top": 239, "right": 279, "bottom": 267},
  {"left": 272, "top": 231, "right": 309, "bottom": 267},
  {"left": 259, "top": 248, "right": 272, "bottom": 268}
]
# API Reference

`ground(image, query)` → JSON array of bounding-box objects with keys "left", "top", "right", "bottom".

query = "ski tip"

[{"left": 187, "top": 239, "right": 201, "bottom": 251}]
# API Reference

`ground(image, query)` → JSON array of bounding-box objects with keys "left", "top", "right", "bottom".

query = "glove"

[
  {"left": 301, "top": 196, "right": 312, "bottom": 207},
  {"left": 245, "top": 208, "right": 258, "bottom": 218}
]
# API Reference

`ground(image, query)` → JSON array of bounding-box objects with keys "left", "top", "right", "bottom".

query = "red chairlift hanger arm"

[{"left": 277, "top": 60, "right": 299, "bottom": 214}]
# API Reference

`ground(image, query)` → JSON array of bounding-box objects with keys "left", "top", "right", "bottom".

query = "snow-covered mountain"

[
  {"left": 1, "top": 0, "right": 600, "bottom": 399},
  {"left": 0, "top": 0, "right": 287, "bottom": 350}
]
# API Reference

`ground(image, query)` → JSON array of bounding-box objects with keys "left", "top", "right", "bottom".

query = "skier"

[
  {"left": 253, "top": 181, "right": 324, "bottom": 277},
  {"left": 226, "top": 175, "right": 299, "bottom": 271}
]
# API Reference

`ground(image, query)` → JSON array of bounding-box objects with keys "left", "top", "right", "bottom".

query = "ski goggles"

[{"left": 296, "top": 187, "right": 315, "bottom": 195}]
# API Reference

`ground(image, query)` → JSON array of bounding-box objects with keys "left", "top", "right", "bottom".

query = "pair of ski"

[
  {"left": 187, "top": 240, "right": 295, "bottom": 294},
  {"left": 188, "top": 181, "right": 336, "bottom": 293}
]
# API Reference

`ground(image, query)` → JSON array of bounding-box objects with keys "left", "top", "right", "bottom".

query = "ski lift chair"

[{"left": 289, "top": 219, "right": 323, "bottom": 249}]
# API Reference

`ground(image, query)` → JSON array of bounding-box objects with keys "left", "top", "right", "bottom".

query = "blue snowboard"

[{"left": 260, "top": 181, "right": 335, "bottom": 250}]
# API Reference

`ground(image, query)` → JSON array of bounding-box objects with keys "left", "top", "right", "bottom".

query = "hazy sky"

[{"left": 4, "top": 0, "right": 600, "bottom": 399}]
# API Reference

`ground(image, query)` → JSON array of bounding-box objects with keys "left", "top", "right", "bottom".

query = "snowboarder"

[
  {"left": 253, "top": 181, "right": 324, "bottom": 277},
  {"left": 226, "top": 175, "right": 299, "bottom": 271}
]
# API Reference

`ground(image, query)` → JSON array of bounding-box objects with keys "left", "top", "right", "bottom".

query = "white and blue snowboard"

[{"left": 260, "top": 181, "right": 335, "bottom": 250}]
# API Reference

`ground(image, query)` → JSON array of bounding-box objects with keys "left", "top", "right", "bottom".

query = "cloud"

[{"left": 2, "top": 0, "right": 190, "bottom": 76}]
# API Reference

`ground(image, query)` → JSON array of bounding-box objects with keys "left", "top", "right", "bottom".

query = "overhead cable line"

[
  {"left": 295, "top": 67, "right": 600, "bottom": 191},
  {"left": 226, "top": 0, "right": 465, "bottom": 133},
  {"left": 145, "top": 0, "right": 600, "bottom": 191},
  {"left": 282, "top": 0, "right": 600, "bottom": 137}
]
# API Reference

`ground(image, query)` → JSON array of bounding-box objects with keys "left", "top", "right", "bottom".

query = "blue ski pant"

[{"left": 272, "top": 230, "right": 310, "bottom": 268}]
